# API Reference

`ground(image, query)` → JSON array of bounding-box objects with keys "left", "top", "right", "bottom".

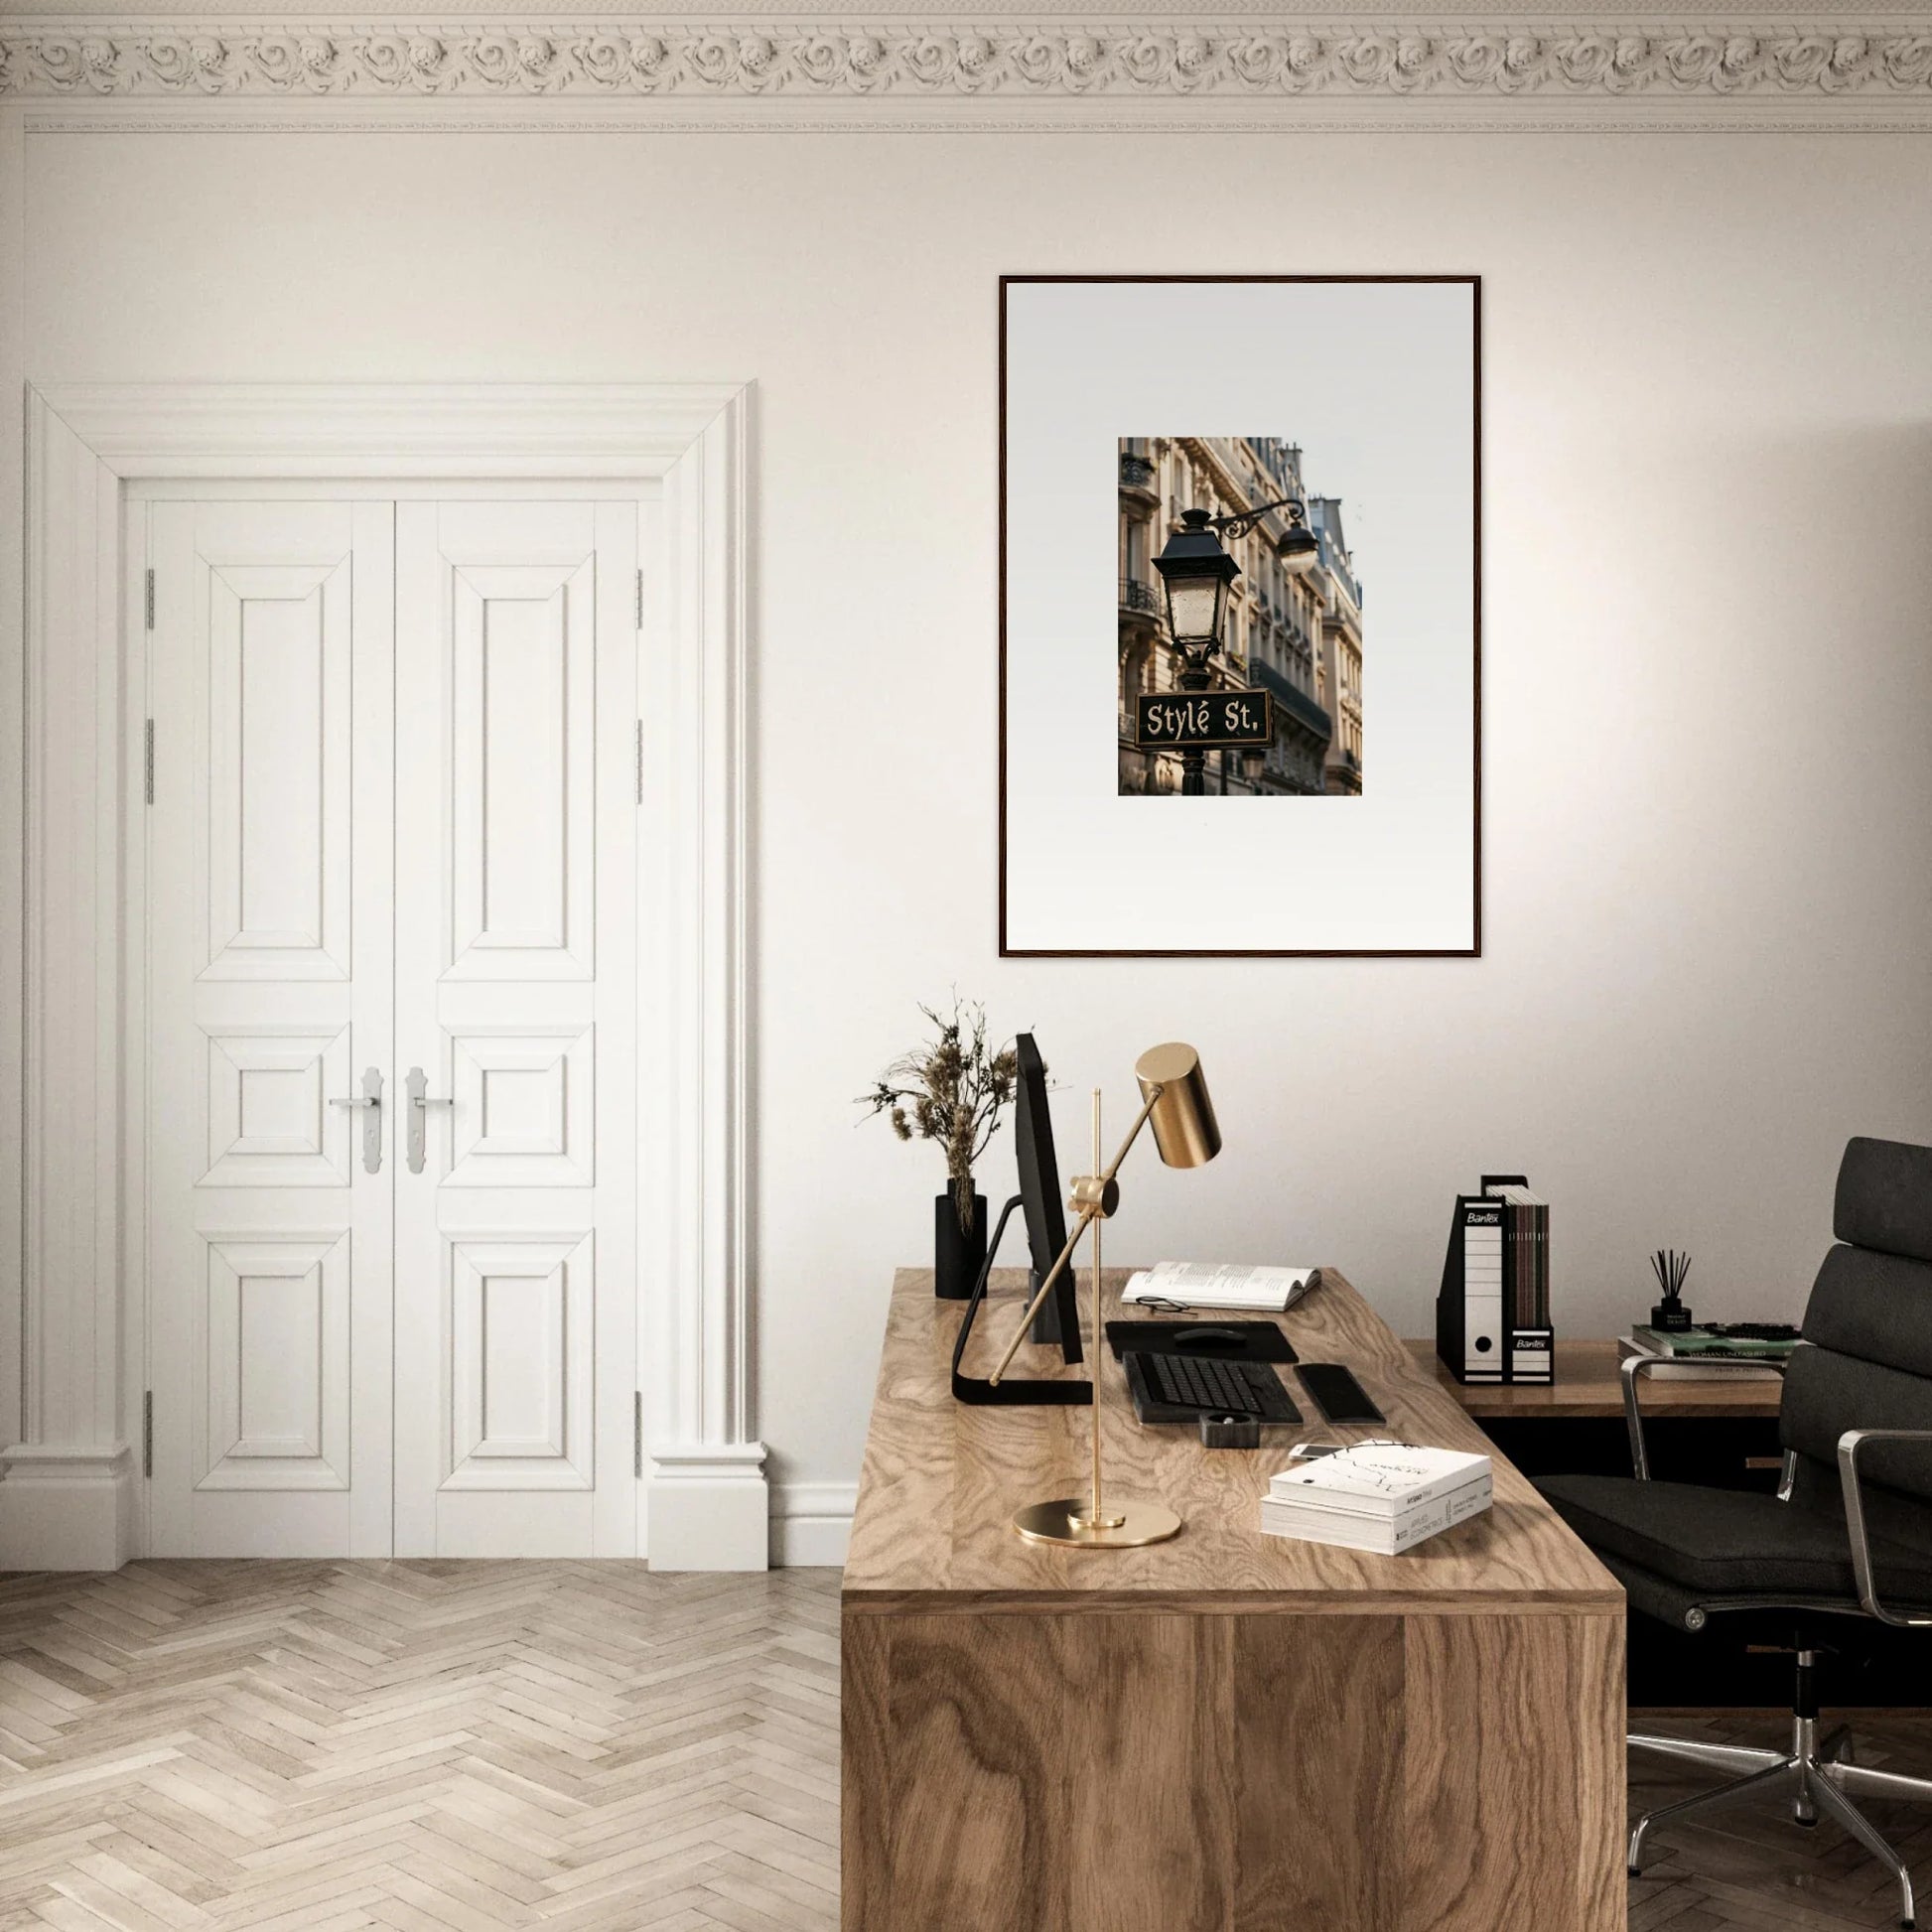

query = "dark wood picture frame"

[{"left": 997, "top": 273, "right": 1482, "bottom": 959}]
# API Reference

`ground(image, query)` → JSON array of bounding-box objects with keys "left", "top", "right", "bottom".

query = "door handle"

[
  {"left": 405, "top": 1066, "right": 454, "bottom": 1175},
  {"left": 329, "top": 1066, "right": 384, "bottom": 1174}
]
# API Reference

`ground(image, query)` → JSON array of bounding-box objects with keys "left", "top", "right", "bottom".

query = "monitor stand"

[
  {"left": 1029, "top": 1269, "right": 1071, "bottom": 1347},
  {"left": 951, "top": 1195, "right": 1092, "bottom": 1407}
]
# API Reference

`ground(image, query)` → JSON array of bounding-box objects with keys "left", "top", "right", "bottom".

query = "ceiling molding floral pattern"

[{"left": 3, "top": 21, "right": 1932, "bottom": 101}]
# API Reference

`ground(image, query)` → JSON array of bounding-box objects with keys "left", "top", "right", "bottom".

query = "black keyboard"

[{"left": 1124, "top": 1350, "right": 1302, "bottom": 1425}]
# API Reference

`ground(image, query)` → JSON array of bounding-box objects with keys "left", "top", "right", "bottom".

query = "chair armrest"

[
  {"left": 1620, "top": 1351, "right": 1788, "bottom": 1481},
  {"left": 1837, "top": 1429, "right": 1932, "bottom": 1627}
]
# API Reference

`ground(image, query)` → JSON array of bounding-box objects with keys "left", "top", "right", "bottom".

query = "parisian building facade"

[{"left": 1118, "top": 436, "right": 1364, "bottom": 797}]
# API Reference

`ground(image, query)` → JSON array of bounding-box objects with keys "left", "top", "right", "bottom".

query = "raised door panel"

[
  {"left": 445, "top": 1231, "right": 593, "bottom": 1489},
  {"left": 202, "top": 562, "right": 351, "bottom": 981},
  {"left": 444, "top": 1025, "right": 594, "bottom": 1188},
  {"left": 201, "top": 1025, "right": 353, "bottom": 1187},
  {"left": 198, "top": 1232, "right": 350, "bottom": 1490},
  {"left": 448, "top": 562, "right": 593, "bottom": 980},
  {"left": 146, "top": 499, "right": 394, "bottom": 1560}
]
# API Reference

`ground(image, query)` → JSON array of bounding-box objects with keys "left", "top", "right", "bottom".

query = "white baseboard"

[
  {"left": 646, "top": 1444, "right": 769, "bottom": 1571},
  {"left": 0, "top": 1445, "right": 854, "bottom": 1573},
  {"left": 770, "top": 1480, "right": 855, "bottom": 1569},
  {"left": 0, "top": 1445, "right": 136, "bottom": 1571}
]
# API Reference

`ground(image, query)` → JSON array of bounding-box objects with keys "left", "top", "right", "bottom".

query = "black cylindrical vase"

[{"left": 934, "top": 1187, "right": 988, "bottom": 1300}]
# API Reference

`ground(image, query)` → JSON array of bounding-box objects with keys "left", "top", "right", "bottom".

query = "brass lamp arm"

[{"left": 986, "top": 1085, "right": 1165, "bottom": 1388}]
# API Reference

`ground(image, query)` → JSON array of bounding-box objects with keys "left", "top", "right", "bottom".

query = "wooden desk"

[
  {"left": 843, "top": 1269, "right": 1625, "bottom": 1932},
  {"left": 1408, "top": 1336, "right": 1784, "bottom": 1420}
]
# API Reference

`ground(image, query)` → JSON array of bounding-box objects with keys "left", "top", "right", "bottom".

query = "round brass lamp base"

[{"left": 1012, "top": 1497, "right": 1182, "bottom": 1549}]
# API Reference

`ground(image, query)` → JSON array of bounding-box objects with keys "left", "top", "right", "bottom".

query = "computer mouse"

[{"left": 1173, "top": 1325, "right": 1246, "bottom": 1349}]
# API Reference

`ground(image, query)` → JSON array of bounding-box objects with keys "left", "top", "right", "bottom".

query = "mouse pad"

[{"left": 1104, "top": 1320, "right": 1298, "bottom": 1365}]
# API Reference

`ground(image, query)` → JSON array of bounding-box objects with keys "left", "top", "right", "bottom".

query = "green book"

[{"left": 1631, "top": 1325, "right": 1797, "bottom": 1360}]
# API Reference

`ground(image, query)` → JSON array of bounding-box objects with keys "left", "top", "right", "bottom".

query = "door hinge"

[
  {"left": 634, "top": 567, "right": 644, "bottom": 631},
  {"left": 144, "top": 720, "right": 155, "bottom": 805},
  {"left": 634, "top": 720, "right": 644, "bottom": 805},
  {"left": 633, "top": 1392, "right": 643, "bottom": 1479},
  {"left": 144, "top": 568, "right": 155, "bottom": 631},
  {"left": 142, "top": 1391, "right": 153, "bottom": 1478}
]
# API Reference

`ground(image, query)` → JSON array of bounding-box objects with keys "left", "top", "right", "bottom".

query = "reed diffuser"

[{"left": 1650, "top": 1248, "right": 1694, "bottom": 1333}]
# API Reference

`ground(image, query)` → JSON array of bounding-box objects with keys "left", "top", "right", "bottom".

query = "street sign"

[{"left": 1134, "top": 689, "right": 1274, "bottom": 752}]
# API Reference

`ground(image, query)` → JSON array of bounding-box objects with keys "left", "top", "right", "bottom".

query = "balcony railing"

[
  {"left": 1118, "top": 453, "right": 1157, "bottom": 491},
  {"left": 1249, "top": 658, "right": 1332, "bottom": 743},
  {"left": 1119, "top": 576, "right": 1161, "bottom": 618}
]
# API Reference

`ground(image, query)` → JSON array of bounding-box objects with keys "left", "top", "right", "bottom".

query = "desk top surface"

[
  {"left": 1409, "top": 1337, "right": 1785, "bottom": 1420},
  {"left": 843, "top": 1268, "right": 1621, "bottom": 1615}
]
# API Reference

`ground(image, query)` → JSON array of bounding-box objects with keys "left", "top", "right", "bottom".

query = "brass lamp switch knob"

[{"left": 1068, "top": 1173, "right": 1121, "bottom": 1218}]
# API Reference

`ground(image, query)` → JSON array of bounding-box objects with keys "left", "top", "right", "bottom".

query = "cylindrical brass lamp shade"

[{"left": 1133, "top": 1042, "right": 1221, "bottom": 1169}]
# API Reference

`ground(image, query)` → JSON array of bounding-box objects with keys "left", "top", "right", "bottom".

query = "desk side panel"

[
  {"left": 1066, "top": 1613, "right": 1236, "bottom": 1932},
  {"left": 862, "top": 1610, "right": 1071, "bottom": 1932},
  {"left": 1232, "top": 1614, "right": 1406, "bottom": 1931},
  {"left": 1402, "top": 1611, "right": 1626, "bottom": 1932},
  {"left": 843, "top": 1603, "right": 1619, "bottom": 1932},
  {"left": 840, "top": 1610, "right": 891, "bottom": 1926}
]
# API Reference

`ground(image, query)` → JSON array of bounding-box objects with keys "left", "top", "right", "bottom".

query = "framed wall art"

[{"left": 999, "top": 274, "right": 1480, "bottom": 957}]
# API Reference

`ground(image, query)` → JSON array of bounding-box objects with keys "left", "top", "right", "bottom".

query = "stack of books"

[
  {"left": 1259, "top": 1444, "right": 1493, "bottom": 1555},
  {"left": 1617, "top": 1322, "right": 1798, "bottom": 1382}
]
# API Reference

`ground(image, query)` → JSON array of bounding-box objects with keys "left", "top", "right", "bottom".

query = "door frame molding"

[{"left": 7, "top": 381, "right": 764, "bottom": 1571}]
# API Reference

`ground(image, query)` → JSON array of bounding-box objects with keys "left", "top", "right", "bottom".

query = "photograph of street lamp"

[
  {"left": 1000, "top": 274, "right": 1476, "bottom": 955},
  {"left": 1118, "top": 438, "right": 1364, "bottom": 799}
]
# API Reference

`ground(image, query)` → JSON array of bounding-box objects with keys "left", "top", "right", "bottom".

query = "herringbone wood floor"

[
  {"left": 1630, "top": 1707, "right": 1932, "bottom": 1931},
  {"left": 0, "top": 1563, "right": 840, "bottom": 1931},
  {"left": 2, "top": 1564, "right": 1928, "bottom": 1930}
]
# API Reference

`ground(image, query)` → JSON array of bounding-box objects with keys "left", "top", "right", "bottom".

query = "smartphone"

[{"left": 1297, "top": 1363, "right": 1386, "bottom": 1426}]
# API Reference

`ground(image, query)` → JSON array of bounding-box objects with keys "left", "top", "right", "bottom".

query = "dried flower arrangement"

[{"left": 860, "top": 998, "right": 1021, "bottom": 1235}]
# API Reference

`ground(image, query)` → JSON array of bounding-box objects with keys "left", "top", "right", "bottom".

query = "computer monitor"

[
  {"left": 948, "top": 1032, "right": 1090, "bottom": 1406},
  {"left": 1013, "top": 1034, "right": 1083, "bottom": 1363}
]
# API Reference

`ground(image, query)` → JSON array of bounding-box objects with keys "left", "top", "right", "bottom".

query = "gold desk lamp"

[{"left": 986, "top": 1042, "right": 1221, "bottom": 1549}]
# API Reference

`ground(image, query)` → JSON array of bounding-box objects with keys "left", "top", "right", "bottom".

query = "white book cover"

[
  {"left": 1121, "top": 1262, "right": 1315, "bottom": 1311},
  {"left": 1269, "top": 1444, "right": 1490, "bottom": 1516}
]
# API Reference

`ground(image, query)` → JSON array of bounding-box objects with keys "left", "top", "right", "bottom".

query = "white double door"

[{"left": 145, "top": 492, "right": 640, "bottom": 1557}]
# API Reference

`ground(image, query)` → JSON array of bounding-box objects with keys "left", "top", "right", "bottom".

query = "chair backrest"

[{"left": 1781, "top": 1138, "right": 1932, "bottom": 1518}]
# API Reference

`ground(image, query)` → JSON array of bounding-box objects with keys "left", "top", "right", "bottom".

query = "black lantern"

[
  {"left": 1279, "top": 521, "right": 1321, "bottom": 575},
  {"left": 1153, "top": 508, "right": 1241, "bottom": 653}
]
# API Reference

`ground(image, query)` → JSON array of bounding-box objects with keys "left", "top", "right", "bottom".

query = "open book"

[{"left": 1120, "top": 1261, "right": 1318, "bottom": 1313}]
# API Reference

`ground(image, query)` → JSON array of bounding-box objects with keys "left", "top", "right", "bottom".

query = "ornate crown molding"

[{"left": 4, "top": 17, "right": 1932, "bottom": 111}]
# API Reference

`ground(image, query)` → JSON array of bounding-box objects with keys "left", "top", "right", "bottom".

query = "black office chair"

[{"left": 1538, "top": 1136, "right": 1932, "bottom": 1930}]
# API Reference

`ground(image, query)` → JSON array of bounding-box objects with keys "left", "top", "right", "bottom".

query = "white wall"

[{"left": 18, "top": 127, "right": 1932, "bottom": 1548}]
